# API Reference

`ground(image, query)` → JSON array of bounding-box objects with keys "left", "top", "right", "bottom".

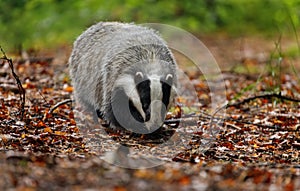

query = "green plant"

[{"left": 0, "top": 0, "right": 299, "bottom": 51}]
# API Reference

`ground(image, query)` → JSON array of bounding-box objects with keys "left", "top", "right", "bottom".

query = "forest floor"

[{"left": 0, "top": 35, "right": 299, "bottom": 190}]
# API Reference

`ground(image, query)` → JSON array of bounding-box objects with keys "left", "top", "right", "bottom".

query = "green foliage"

[{"left": 0, "top": 0, "right": 299, "bottom": 50}]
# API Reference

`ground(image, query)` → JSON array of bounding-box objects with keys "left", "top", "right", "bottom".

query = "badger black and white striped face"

[
  {"left": 132, "top": 71, "right": 173, "bottom": 130},
  {"left": 111, "top": 62, "right": 175, "bottom": 133}
]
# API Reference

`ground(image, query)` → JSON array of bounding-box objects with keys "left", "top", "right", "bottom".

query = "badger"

[{"left": 68, "top": 22, "right": 177, "bottom": 134}]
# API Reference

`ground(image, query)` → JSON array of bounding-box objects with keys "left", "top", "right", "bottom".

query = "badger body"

[{"left": 69, "top": 22, "right": 177, "bottom": 133}]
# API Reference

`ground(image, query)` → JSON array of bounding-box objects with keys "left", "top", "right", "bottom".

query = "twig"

[
  {"left": 48, "top": 99, "right": 73, "bottom": 114},
  {"left": 225, "top": 121, "right": 241, "bottom": 130},
  {"left": 226, "top": 93, "right": 300, "bottom": 108},
  {"left": 0, "top": 46, "right": 26, "bottom": 120},
  {"left": 164, "top": 111, "right": 216, "bottom": 125},
  {"left": 164, "top": 110, "right": 298, "bottom": 132}
]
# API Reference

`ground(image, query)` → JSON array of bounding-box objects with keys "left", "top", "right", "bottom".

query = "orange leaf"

[
  {"left": 285, "top": 182, "right": 294, "bottom": 191},
  {"left": 37, "top": 121, "right": 46, "bottom": 128},
  {"left": 179, "top": 176, "right": 191, "bottom": 185},
  {"left": 63, "top": 85, "right": 73, "bottom": 92},
  {"left": 55, "top": 131, "right": 66, "bottom": 136},
  {"left": 114, "top": 186, "right": 127, "bottom": 191},
  {"left": 44, "top": 127, "right": 52, "bottom": 133}
]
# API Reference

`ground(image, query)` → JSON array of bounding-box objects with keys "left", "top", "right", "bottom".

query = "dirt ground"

[{"left": 0, "top": 35, "right": 299, "bottom": 190}]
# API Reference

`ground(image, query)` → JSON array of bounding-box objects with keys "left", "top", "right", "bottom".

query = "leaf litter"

[{"left": 0, "top": 49, "right": 299, "bottom": 190}]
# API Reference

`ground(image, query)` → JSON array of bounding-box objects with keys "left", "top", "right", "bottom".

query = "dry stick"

[
  {"left": 226, "top": 93, "right": 300, "bottom": 108},
  {"left": 164, "top": 111, "right": 222, "bottom": 125},
  {"left": 0, "top": 46, "right": 26, "bottom": 120},
  {"left": 164, "top": 108, "right": 298, "bottom": 132},
  {"left": 48, "top": 99, "right": 73, "bottom": 114},
  {"left": 221, "top": 93, "right": 300, "bottom": 131},
  {"left": 167, "top": 113, "right": 298, "bottom": 132}
]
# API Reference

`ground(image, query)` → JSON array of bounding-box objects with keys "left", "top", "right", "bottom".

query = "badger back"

[{"left": 68, "top": 22, "right": 177, "bottom": 132}]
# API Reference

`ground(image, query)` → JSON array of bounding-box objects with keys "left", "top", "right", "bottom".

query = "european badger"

[{"left": 69, "top": 22, "right": 177, "bottom": 133}]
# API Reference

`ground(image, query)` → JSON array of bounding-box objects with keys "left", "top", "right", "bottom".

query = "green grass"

[{"left": 0, "top": 0, "right": 299, "bottom": 51}]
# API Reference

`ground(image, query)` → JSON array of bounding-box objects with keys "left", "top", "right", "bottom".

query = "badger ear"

[
  {"left": 165, "top": 74, "right": 173, "bottom": 84},
  {"left": 135, "top": 71, "right": 144, "bottom": 82}
]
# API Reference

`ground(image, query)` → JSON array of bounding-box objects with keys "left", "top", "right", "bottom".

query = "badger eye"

[
  {"left": 134, "top": 71, "right": 144, "bottom": 83},
  {"left": 165, "top": 74, "right": 173, "bottom": 85}
]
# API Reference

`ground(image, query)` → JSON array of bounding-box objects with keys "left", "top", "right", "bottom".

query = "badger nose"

[{"left": 145, "top": 108, "right": 151, "bottom": 122}]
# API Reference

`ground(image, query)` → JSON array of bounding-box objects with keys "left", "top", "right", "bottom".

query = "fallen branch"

[
  {"left": 48, "top": 99, "right": 73, "bottom": 114},
  {"left": 226, "top": 93, "right": 300, "bottom": 108},
  {"left": 164, "top": 110, "right": 299, "bottom": 132},
  {"left": 164, "top": 111, "right": 224, "bottom": 126},
  {"left": 164, "top": 111, "right": 213, "bottom": 125},
  {"left": 16, "top": 57, "right": 53, "bottom": 64},
  {"left": 0, "top": 46, "right": 26, "bottom": 120}
]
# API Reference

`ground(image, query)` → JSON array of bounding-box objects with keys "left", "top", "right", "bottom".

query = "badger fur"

[{"left": 68, "top": 22, "right": 177, "bottom": 133}]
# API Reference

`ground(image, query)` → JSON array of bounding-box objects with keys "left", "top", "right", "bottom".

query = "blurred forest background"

[
  {"left": 1, "top": 1, "right": 300, "bottom": 190},
  {"left": 0, "top": 0, "right": 300, "bottom": 52}
]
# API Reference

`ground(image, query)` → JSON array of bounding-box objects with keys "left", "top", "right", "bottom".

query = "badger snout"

[
  {"left": 145, "top": 108, "right": 151, "bottom": 122},
  {"left": 144, "top": 100, "right": 166, "bottom": 132}
]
